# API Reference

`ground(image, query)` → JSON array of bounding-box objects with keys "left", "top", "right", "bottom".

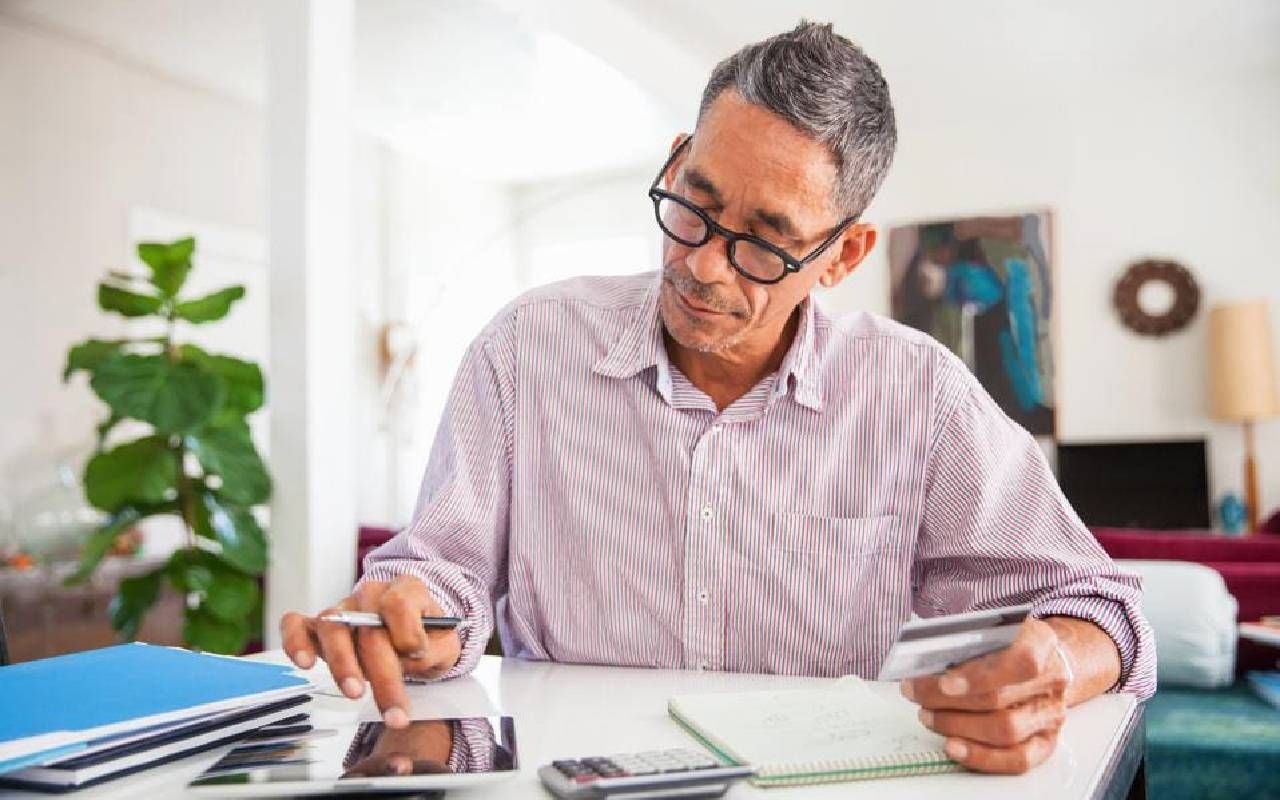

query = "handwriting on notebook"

[{"left": 668, "top": 676, "right": 959, "bottom": 786}]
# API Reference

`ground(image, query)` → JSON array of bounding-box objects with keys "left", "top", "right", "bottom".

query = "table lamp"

[{"left": 1208, "top": 300, "right": 1279, "bottom": 532}]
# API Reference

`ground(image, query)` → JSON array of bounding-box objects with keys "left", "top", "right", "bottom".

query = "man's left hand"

[{"left": 900, "top": 617, "right": 1071, "bottom": 774}]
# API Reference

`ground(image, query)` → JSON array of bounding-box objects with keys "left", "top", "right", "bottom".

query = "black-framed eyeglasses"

[{"left": 647, "top": 136, "right": 858, "bottom": 285}]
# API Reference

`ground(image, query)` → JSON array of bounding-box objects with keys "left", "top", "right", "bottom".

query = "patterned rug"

[{"left": 1145, "top": 682, "right": 1280, "bottom": 799}]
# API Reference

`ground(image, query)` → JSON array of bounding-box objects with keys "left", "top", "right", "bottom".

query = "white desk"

[{"left": 0, "top": 653, "right": 1143, "bottom": 800}]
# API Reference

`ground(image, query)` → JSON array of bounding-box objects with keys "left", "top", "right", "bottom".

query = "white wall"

[
  {"left": 510, "top": 168, "right": 660, "bottom": 287},
  {"left": 0, "top": 16, "right": 402, "bottom": 556},
  {"left": 823, "top": 63, "right": 1280, "bottom": 520},
  {"left": 367, "top": 152, "right": 521, "bottom": 524},
  {"left": 0, "top": 15, "right": 263, "bottom": 492}
]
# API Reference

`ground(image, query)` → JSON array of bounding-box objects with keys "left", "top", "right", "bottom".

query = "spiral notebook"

[{"left": 668, "top": 676, "right": 961, "bottom": 787}]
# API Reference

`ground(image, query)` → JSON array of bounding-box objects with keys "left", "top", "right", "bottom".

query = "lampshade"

[{"left": 1208, "top": 300, "right": 1280, "bottom": 421}]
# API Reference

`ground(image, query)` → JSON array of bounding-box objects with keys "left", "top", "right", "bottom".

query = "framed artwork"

[{"left": 888, "top": 211, "right": 1055, "bottom": 435}]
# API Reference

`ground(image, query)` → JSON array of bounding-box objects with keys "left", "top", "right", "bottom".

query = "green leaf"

[
  {"left": 91, "top": 353, "right": 224, "bottom": 433},
  {"left": 188, "top": 426, "right": 271, "bottom": 506},
  {"left": 83, "top": 436, "right": 177, "bottom": 512},
  {"left": 110, "top": 566, "right": 165, "bottom": 640},
  {"left": 64, "top": 339, "right": 128, "bottom": 381},
  {"left": 166, "top": 548, "right": 216, "bottom": 594},
  {"left": 174, "top": 286, "right": 245, "bottom": 324},
  {"left": 180, "top": 345, "right": 264, "bottom": 415},
  {"left": 204, "top": 567, "right": 259, "bottom": 623},
  {"left": 138, "top": 237, "right": 195, "bottom": 298},
  {"left": 64, "top": 508, "right": 140, "bottom": 585},
  {"left": 98, "top": 284, "right": 164, "bottom": 318},
  {"left": 197, "top": 493, "right": 268, "bottom": 574},
  {"left": 165, "top": 548, "right": 257, "bottom": 623},
  {"left": 245, "top": 589, "right": 264, "bottom": 640},
  {"left": 183, "top": 607, "right": 249, "bottom": 654}
]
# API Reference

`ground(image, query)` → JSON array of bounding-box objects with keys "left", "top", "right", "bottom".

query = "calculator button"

[
  {"left": 582, "top": 758, "right": 625, "bottom": 777},
  {"left": 553, "top": 761, "right": 597, "bottom": 780}
]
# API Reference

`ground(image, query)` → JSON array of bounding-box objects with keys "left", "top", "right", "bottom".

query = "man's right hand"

[{"left": 280, "top": 575, "right": 462, "bottom": 728}]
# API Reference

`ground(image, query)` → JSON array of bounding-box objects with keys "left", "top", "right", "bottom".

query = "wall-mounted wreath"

[{"left": 1112, "top": 259, "right": 1200, "bottom": 337}]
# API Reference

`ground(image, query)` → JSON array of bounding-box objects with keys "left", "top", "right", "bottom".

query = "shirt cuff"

[
  {"left": 446, "top": 718, "right": 498, "bottom": 773},
  {"left": 356, "top": 562, "right": 490, "bottom": 682},
  {"left": 1030, "top": 589, "right": 1156, "bottom": 701}
]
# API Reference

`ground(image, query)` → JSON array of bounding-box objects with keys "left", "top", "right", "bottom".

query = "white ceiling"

[
  {"left": 3, "top": 0, "right": 1276, "bottom": 181},
  {"left": 0, "top": 0, "right": 680, "bottom": 182},
  {"left": 617, "top": 0, "right": 1280, "bottom": 81}
]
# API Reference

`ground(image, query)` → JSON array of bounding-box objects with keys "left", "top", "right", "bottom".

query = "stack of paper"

[{"left": 0, "top": 643, "right": 312, "bottom": 790}]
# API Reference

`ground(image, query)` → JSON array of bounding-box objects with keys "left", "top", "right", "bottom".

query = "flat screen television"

[{"left": 1054, "top": 439, "right": 1211, "bottom": 529}]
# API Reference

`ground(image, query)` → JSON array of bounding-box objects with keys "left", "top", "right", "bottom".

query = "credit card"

[{"left": 876, "top": 604, "right": 1031, "bottom": 681}]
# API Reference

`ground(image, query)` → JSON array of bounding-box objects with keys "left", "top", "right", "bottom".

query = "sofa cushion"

[
  {"left": 1119, "top": 559, "right": 1237, "bottom": 688},
  {"left": 1095, "top": 528, "right": 1280, "bottom": 563}
]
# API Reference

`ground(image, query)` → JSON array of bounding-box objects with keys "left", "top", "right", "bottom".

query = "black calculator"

[{"left": 537, "top": 748, "right": 753, "bottom": 799}]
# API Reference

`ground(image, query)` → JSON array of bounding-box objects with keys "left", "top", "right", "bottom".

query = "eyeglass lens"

[{"left": 655, "top": 196, "right": 787, "bottom": 282}]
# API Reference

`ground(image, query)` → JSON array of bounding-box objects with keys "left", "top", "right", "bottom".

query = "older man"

[{"left": 282, "top": 22, "right": 1154, "bottom": 775}]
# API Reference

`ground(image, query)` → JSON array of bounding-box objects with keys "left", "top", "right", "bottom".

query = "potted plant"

[{"left": 62, "top": 237, "right": 270, "bottom": 653}]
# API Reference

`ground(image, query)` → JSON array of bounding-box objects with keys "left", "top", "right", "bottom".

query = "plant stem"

[
  {"left": 163, "top": 307, "right": 196, "bottom": 551},
  {"left": 175, "top": 441, "right": 197, "bottom": 551}
]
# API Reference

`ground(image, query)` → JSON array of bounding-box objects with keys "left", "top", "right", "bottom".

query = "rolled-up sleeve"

[
  {"left": 913, "top": 359, "right": 1156, "bottom": 700},
  {"left": 357, "top": 315, "right": 517, "bottom": 680}
]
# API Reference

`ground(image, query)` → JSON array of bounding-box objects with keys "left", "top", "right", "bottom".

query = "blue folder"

[{"left": 0, "top": 643, "right": 308, "bottom": 771}]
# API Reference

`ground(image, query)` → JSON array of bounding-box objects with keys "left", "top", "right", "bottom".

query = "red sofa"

[
  {"left": 357, "top": 525, "right": 398, "bottom": 579},
  {"left": 1092, "top": 528, "right": 1280, "bottom": 672}
]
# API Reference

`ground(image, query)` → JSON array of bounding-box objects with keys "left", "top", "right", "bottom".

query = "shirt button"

[
  {"left": 696, "top": 589, "right": 709, "bottom": 604},
  {"left": 696, "top": 662, "right": 708, "bottom": 671},
  {"left": 699, "top": 506, "right": 713, "bottom": 522}
]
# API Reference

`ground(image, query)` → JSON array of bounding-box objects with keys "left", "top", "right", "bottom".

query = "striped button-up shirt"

[{"left": 362, "top": 272, "right": 1156, "bottom": 699}]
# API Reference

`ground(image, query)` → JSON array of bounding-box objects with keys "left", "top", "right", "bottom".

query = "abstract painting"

[{"left": 888, "top": 211, "right": 1055, "bottom": 435}]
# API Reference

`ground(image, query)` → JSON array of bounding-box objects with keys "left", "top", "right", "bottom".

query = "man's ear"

[
  {"left": 662, "top": 133, "right": 691, "bottom": 190},
  {"left": 819, "top": 224, "right": 877, "bottom": 288}
]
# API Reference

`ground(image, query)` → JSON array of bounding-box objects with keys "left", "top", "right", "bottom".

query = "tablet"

[{"left": 187, "top": 712, "right": 518, "bottom": 797}]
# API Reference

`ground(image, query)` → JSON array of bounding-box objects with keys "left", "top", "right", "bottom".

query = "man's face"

[{"left": 657, "top": 90, "right": 870, "bottom": 355}]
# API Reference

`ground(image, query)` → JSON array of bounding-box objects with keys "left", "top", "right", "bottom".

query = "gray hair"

[{"left": 698, "top": 21, "right": 897, "bottom": 219}]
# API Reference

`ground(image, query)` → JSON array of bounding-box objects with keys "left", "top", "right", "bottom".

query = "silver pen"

[{"left": 318, "top": 611, "right": 471, "bottom": 630}]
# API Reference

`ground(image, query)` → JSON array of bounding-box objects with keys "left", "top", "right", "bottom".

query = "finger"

[
  {"left": 402, "top": 631, "right": 462, "bottom": 680},
  {"left": 378, "top": 576, "right": 431, "bottom": 658},
  {"left": 904, "top": 620, "right": 1065, "bottom": 711},
  {"left": 944, "top": 729, "right": 1059, "bottom": 775},
  {"left": 387, "top": 753, "right": 413, "bottom": 776},
  {"left": 903, "top": 670, "right": 1054, "bottom": 712},
  {"left": 357, "top": 625, "right": 411, "bottom": 727},
  {"left": 315, "top": 607, "right": 367, "bottom": 700},
  {"left": 957, "top": 618, "right": 1058, "bottom": 693},
  {"left": 920, "top": 695, "right": 1066, "bottom": 747},
  {"left": 280, "top": 612, "right": 318, "bottom": 669}
]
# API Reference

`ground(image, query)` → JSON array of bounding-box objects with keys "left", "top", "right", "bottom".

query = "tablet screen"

[{"left": 189, "top": 712, "right": 517, "bottom": 794}]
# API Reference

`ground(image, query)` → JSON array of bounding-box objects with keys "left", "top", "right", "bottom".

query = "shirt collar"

[
  {"left": 772, "top": 295, "right": 825, "bottom": 412},
  {"left": 591, "top": 277, "right": 667, "bottom": 381},
  {"left": 591, "top": 273, "right": 825, "bottom": 413}
]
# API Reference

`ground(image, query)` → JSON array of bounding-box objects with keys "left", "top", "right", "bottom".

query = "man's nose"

[{"left": 684, "top": 233, "right": 736, "bottom": 285}]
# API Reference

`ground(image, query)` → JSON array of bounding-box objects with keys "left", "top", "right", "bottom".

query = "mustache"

[{"left": 662, "top": 264, "right": 747, "bottom": 317}]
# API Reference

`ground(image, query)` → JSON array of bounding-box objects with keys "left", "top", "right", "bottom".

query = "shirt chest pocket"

[
  {"left": 770, "top": 512, "right": 911, "bottom": 559},
  {"left": 748, "top": 512, "right": 916, "bottom": 676}
]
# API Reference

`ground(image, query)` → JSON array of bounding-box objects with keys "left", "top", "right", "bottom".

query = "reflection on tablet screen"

[{"left": 190, "top": 716, "right": 517, "bottom": 787}]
